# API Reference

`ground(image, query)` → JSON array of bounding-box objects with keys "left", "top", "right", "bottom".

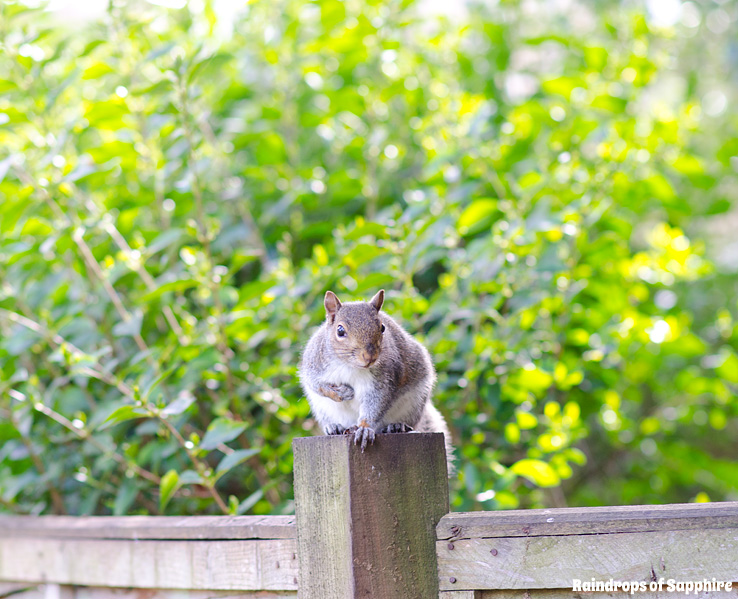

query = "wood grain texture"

[
  {"left": 437, "top": 502, "right": 738, "bottom": 540},
  {"left": 0, "top": 584, "right": 74, "bottom": 599},
  {"left": 0, "top": 585, "right": 297, "bottom": 599},
  {"left": 293, "top": 433, "right": 449, "bottom": 599},
  {"left": 72, "top": 586, "right": 297, "bottom": 598},
  {"left": 437, "top": 528, "right": 738, "bottom": 591},
  {"left": 293, "top": 434, "right": 353, "bottom": 599},
  {"left": 0, "top": 516, "right": 296, "bottom": 540},
  {"left": 0, "top": 581, "right": 47, "bottom": 597},
  {"left": 0, "top": 538, "right": 298, "bottom": 590}
]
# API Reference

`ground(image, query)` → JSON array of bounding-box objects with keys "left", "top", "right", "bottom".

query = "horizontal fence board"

[
  {"left": 0, "top": 516, "right": 296, "bottom": 540},
  {"left": 438, "top": 502, "right": 738, "bottom": 540},
  {"left": 0, "top": 582, "right": 52, "bottom": 599},
  {"left": 438, "top": 528, "right": 738, "bottom": 591},
  {"left": 0, "top": 585, "right": 298, "bottom": 599},
  {"left": 72, "top": 586, "right": 298, "bottom": 598},
  {"left": 0, "top": 538, "right": 298, "bottom": 590}
]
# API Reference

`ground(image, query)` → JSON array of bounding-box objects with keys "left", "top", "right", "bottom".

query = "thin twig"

[
  {"left": 71, "top": 227, "right": 149, "bottom": 355},
  {"left": 13, "top": 165, "right": 151, "bottom": 358}
]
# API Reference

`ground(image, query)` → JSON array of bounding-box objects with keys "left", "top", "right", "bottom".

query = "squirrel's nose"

[{"left": 359, "top": 349, "right": 377, "bottom": 367}]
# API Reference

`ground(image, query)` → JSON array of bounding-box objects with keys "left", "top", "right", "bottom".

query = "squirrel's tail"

[{"left": 416, "top": 402, "right": 456, "bottom": 476}]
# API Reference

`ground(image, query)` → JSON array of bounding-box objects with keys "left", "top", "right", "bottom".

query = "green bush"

[{"left": 1, "top": 0, "right": 736, "bottom": 515}]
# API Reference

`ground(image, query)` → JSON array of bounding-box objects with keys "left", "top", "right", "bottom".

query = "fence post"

[{"left": 293, "top": 432, "right": 449, "bottom": 599}]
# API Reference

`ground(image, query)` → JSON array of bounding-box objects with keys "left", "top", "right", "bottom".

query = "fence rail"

[
  {"left": 1, "top": 434, "right": 737, "bottom": 599},
  {"left": 437, "top": 503, "right": 738, "bottom": 598},
  {"left": 0, "top": 514, "right": 298, "bottom": 597}
]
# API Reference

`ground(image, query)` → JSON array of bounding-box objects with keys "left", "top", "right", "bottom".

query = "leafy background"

[{"left": 1, "top": 0, "right": 737, "bottom": 516}]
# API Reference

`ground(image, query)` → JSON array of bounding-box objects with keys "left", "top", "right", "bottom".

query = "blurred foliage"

[{"left": 1, "top": 0, "right": 737, "bottom": 516}]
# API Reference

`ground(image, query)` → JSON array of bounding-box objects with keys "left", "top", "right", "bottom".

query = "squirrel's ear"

[
  {"left": 324, "top": 291, "right": 341, "bottom": 320},
  {"left": 369, "top": 289, "right": 384, "bottom": 312}
]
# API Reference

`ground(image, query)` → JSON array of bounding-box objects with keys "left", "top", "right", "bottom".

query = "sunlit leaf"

[
  {"left": 511, "top": 459, "right": 560, "bottom": 487},
  {"left": 159, "top": 469, "right": 180, "bottom": 512},
  {"left": 200, "top": 418, "right": 248, "bottom": 450}
]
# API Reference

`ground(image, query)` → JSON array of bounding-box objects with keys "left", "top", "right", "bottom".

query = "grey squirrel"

[{"left": 298, "top": 289, "right": 453, "bottom": 470}]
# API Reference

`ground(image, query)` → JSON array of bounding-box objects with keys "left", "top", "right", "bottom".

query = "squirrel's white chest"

[
  {"left": 322, "top": 362, "right": 374, "bottom": 390},
  {"left": 306, "top": 362, "right": 375, "bottom": 429}
]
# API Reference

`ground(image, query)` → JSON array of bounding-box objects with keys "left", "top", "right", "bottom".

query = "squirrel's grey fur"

[{"left": 298, "top": 289, "right": 454, "bottom": 472}]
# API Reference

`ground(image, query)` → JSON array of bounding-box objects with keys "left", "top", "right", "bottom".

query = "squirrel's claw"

[
  {"left": 381, "top": 422, "right": 414, "bottom": 434},
  {"left": 354, "top": 423, "right": 376, "bottom": 452},
  {"left": 325, "top": 424, "right": 346, "bottom": 435}
]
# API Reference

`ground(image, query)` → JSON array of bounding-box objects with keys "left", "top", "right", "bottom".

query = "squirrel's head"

[{"left": 324, "top": 289, "right": 385, "bottom": 369}]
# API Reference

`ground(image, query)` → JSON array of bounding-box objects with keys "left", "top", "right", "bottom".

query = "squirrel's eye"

[
  {"left": 381, "top": 323, "right": 386, "bottom": 334},
  {"left": 337, "top": 325, "right": 346, "bottom": 338}
]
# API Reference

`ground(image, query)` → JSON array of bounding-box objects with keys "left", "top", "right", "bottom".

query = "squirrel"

[{"left": 298, "top": 289, "right": 454, "bottom": 471}]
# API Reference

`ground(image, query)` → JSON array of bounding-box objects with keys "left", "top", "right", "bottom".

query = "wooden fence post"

[{"left": 293, "top": 432, "right": 449, "bottom": 599}]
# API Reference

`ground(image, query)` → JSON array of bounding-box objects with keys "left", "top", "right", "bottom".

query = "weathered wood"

[
  {"left": 0, "top": 515, "right": 295, "bottom": 540},
  {"left": 438, "top": 528, "right": 738, "bottom": 590},
  {"left": 0, "top": 583, "right": 74, "bottom": 599},
  {"left": 0, "top": 538, "right": 298, "bottom": 590},
  {"left": 0, "top": 585, "right": 297, "bottom": 599},
  {"left": 71, "top": 587, "right": 297, "bottom": 598},
  {"left": 293, "top": 433, "right": 449, "bottom": 599},
  {"left": 0, "top": 581, "right": 45, "bottom": 597},
  {"left": 437, "top": 502, "right": 738, "bottom": 539}
]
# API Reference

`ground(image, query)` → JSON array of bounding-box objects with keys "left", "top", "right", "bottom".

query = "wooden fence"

[{"left": 1, "top": 433, "right": 737, "bottom": 598}]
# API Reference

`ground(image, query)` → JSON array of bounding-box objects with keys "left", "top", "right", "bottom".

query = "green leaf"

[
  {"left": 188, "top": 53, "right": 234, "bottom": 83},
  {"left": 590, "top": 94, "right": 627, "bottom": 113},
  {"left": 0, "top": 79, "right": 17, "bottom": 94},
  {"left": 147, "top": 228, "right": 185, "bottom": 255},
  {"left": 139, "top": 279, "right": 198, "bottom": 303},
  {"left": 161, "top": 390, "right": 196, "bottom": 416},
  {"left": 458, "top": 199, "right": 499, "bottom": 236},
  {"left": 215, "top": 448, "right": 261, "bottom": 477},
  {"left": 716, "top": 352, "right": 738, "bottom": 384},
  {"left": 342, "top": 243, "right": 385, "bottom": 269},
  {"left": 516, "top": 411, "right": 538, "bottom": 430},
  {"left": 541, "top": 76, "right": 585, "bottom": 98},
  {"left": 511, "top": 459, "right": 560, "bottom": 487},
  {"left": 178, "top": 470, "right": 203, "bottom": 485},
  {"left": 142, "top": 364, "right": 179, "bottom": 402},
  {"left": 200, "top": 418, "right": 248, "bottom": 450},
  {"left": 237, "top": 489, "right": 264, "bottom": 515},
  {"left": 99, "top": 405, "right": 150, "bottom": 430},
  {"left": 145, "top": 42, "right": 176, "bottom": 62},
  {"left": 114, "top": 480, "right": 139, "bottom": 515},
  {"left": 159, "top": 469, "right": 180, "bottom": 512},
  {"left": 112, "top": 312, "right": 143, "bottom": 338}
]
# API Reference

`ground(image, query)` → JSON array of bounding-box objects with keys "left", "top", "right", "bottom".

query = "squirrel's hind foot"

[{"left": 381, "top": 422, "right": 414, "bottom": 434}]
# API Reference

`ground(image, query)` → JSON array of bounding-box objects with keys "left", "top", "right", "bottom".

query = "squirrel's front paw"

[
  {"left": 318, "top": 383, "right": 355, "bottom": 403},
  {"left": 381, "top": 422, "right": 414, "bottom": 434},
  {"left": 325, "top": 424, "right": 347, "bottom": 435},
  {"left": 354, "top": 420, "right": 376, "bottom": 452}
]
